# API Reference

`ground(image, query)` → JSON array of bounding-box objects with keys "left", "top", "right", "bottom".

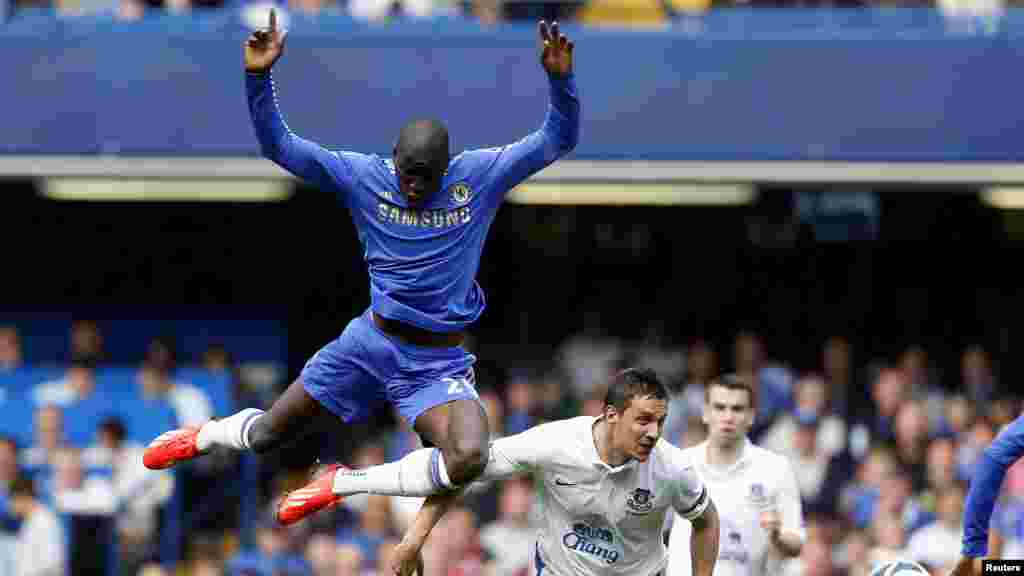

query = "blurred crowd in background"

[{"left": 0, "top": 317, "right": 1020, "bottom": 576}]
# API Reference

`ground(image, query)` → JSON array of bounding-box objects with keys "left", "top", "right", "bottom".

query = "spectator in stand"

[
  {"left": 921, "top": 435, "right": 960, "bottom": 510},
  {"left": 504, "top": 377, "right": 536, "bottom": 436},
  {"left": 83, "top": 417, "right": 172, "bottom": 574},
  {"left": 848, "top": 367, "right": 908, "bottom": 454},
  {"left": 0, "top": 437, "right": 20, "bottom": 575},
  {"left": 33, "top": 354, "right": 96, "bottom": 409},
  {"left": 665, "top": 339, "right": 717, "bottom": 447},
  {"left": 892, "top": 400, "right": 931, "bottom": 492},
  {"left": 305, "top": 532, "right": 338, "bottom": 575},
  {"left": 335, "top": 543, "right": 363, "bottom": 576},
  {"left": 69, "top": 320, "right": 104, "bottom": 363},
  {"left": 48, "top": 446, "right": 117, "bottom": 516},
  {"left": 138, "top": 337, "right": 214, "bottom": 428},
  {"left": 336, "top": 494, "right": 395, "bottom": 572},
  {"left": 225, "top": 511, "right": 313, "bottom": 576},
  {"left": 960, "top": 345, "right": 998, "bottom": 412},
  {"left": 7, "top": 475, "right": 64, "bottom": 576},
  {"left": 867, "top": 512, "right": 907, "bottom": 567},
  {"left": 537, "top": 371, "right": 578, "bottom": 424},
  {"left": 905, "top": 482, "right": 966, "bottom": 573},
  {"left": 763, "top": 374, "right": 846, "bottom": 459},
  {"left": 479, "top": 477, "right": 534, "bottom": 576},
  {"left": 202, "top": 342, "right": 233, "bottom": 375},
  {"left": 32, "top": 354, "right": 109, "bottom": 446},
  {"left": 733, "top": 330, "right": 794, "bottom": 440},
  {"left": 0, "top": 327, "right": 22, "bottom": 373},
  {"left": 21, "top": 406, "right": 66, "bottom": 475},
  {"left": 821, "top": 336, "right": 857, "bottom": 420},
  {"left": 785, "top": 412, "right": 852, "bottom": 518}
]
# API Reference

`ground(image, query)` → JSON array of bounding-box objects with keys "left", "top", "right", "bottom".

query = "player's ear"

[{"left": 604, "top": 403, "right": 618, "bottom": 424}]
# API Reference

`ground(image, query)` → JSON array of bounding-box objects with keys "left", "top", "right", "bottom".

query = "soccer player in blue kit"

[
  {"left": 948, "top": 413, "right": 1024, "bottom": 576},
  {"left": 143, "top": 8, "right": 580, "bottom": 527}
]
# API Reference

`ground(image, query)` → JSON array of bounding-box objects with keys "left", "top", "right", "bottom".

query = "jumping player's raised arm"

[
  {"left": 244, "top": 9, "right": 358, "bottom": 199},
  {"left": 474, "top": 21, "right": 579, "bottom": 205},
  {"left": 951, "top": 414, "right": 1024, "bottom": 576}
]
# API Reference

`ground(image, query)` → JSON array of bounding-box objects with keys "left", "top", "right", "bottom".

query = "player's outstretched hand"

[
  {"left": 539, "top": 20, "right": 574, "bottom": 78},
  {"left": 390, "top": 538, "right": 426, "bottom": 576},
  {"left": 245, "top": 8, "right": 287, "bottom": 74}
]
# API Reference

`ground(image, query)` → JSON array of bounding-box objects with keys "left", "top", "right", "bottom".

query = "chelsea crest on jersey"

[{"left": 373, "top": 160, "right": 476, "bottom": 230}]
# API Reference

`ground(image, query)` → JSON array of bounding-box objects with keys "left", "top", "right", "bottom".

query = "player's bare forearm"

[
  {"left": 690, "top": 499, "right": 720, "bottom": 576},
  {"left": 389, "top": 490, "right": 464, "bottom": 575},
  {"left": 405, "top": 490, "right": 464, "bottom": 549}
]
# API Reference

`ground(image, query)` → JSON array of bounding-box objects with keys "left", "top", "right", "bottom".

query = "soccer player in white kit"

[
  {"left": 342, "top": 368, "right": 721, "bottom": 576},
  {"left": 667, "top": 374, "right": 805, "bottom": 576}
]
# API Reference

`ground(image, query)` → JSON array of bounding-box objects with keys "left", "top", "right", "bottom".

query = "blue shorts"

[{"left": 300, "top": 309, "right": 480, "bottom": 426}]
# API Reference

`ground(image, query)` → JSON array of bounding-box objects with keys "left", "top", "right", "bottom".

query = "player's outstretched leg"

[
  {"left": 143, "top": 377, "right": 330, "bottom": 469},
  {"left": 277, "top": 397, "right": 489, "bottom": 525}
]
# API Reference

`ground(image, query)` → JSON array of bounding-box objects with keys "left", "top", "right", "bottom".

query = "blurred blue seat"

[
  {"left": 63, "top": 394, "right": 119, "bottom": 448},
  {"left": 0, "top": 371, "right": 40, "bottom": 447},
  {"left": 176, "top": 367, "right": 235, "bottom": 418},
  {"left": 118, "top": 393, "right": 178, "bottom": 446}
]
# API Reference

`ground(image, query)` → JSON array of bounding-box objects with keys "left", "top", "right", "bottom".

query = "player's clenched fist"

[
  {"left": 245, "top": 8, "right": 287, "bottom": 74},
  {"left": 539, "top": 20, "right": 574, "bottom": 78}
]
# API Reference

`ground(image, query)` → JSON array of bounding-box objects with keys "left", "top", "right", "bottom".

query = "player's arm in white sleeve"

[
  {"left": 390, "top": 422, "right": 564, "bottom": 576},
  {"left": 767, "top": 458, "right": 806, "bottom": 558},
  {"left": 672, "top": 464, "right": 719, "bottom": 576}
]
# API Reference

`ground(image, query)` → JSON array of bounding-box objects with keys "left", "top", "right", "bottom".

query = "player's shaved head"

[
  {"left": 394, "top": 119, "right": 450, "bottom": 204},
  {"left": 395, "top": 118, "right": 448, "bottom": 158},
  {"left": 396, "top": 119, "right": 449, "bottom": 174}
]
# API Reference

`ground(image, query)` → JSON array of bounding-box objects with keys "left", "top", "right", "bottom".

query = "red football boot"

[
  {"left": 277, "top": 463, "right": 348, "bottom": 526},
  {"left": 143, "top": 426, "right": 204, "bottom": 470}
]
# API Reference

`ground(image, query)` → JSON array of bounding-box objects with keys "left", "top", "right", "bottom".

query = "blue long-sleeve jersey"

[
  {"left": 246, "top": 70, "right": 579, "bottom": 333},
  {"left": 962, "top": 413, "right": 1024, "bottom": 557}
]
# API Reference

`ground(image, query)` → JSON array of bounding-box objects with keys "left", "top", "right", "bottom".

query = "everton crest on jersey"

[{"left": 626, "top": 488, "right": 654, "bottom": 515}]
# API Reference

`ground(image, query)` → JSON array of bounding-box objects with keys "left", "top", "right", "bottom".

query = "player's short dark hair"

[
  {"left": 9, "top": 475, "right": 35, "bottom": 500},
  {"left": 604, "top": 368, "right": 668, "bottom": 412},
  {"left": 705, "top": 373, "right": 757, "bottom": 412},
  {"left": 395, "top": 119, "right": 450, "bottom": 168},
  {"left": 99, "top": 416, "right": 126, "bottom": 444}
]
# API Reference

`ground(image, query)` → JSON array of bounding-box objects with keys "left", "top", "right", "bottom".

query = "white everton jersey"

[
  {"left": 667, "top": 439, "right": 806, "bottom": 576},
  {"left": 481, "top": 416, "right": 710, "bottom": 576}
]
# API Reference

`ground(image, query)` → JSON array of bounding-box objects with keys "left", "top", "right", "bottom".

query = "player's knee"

[{"left": 446, "top": 436, "right": 487, "bottom": 485}]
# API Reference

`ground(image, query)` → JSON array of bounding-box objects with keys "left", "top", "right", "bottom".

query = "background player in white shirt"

[
  {"left": 668, "top": 374, "right": 806, "bottom": 576},
  {"left": 336, "top": 368, "right": 721, "bottom": 576}
]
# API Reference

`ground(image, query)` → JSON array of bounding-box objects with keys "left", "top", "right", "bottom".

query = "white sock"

[
  {"left": 196, "top": 408, "right": 265, "bottom": 452},
  {"left": 332, "top": 447, "right": 455, "bottom": 497}
]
